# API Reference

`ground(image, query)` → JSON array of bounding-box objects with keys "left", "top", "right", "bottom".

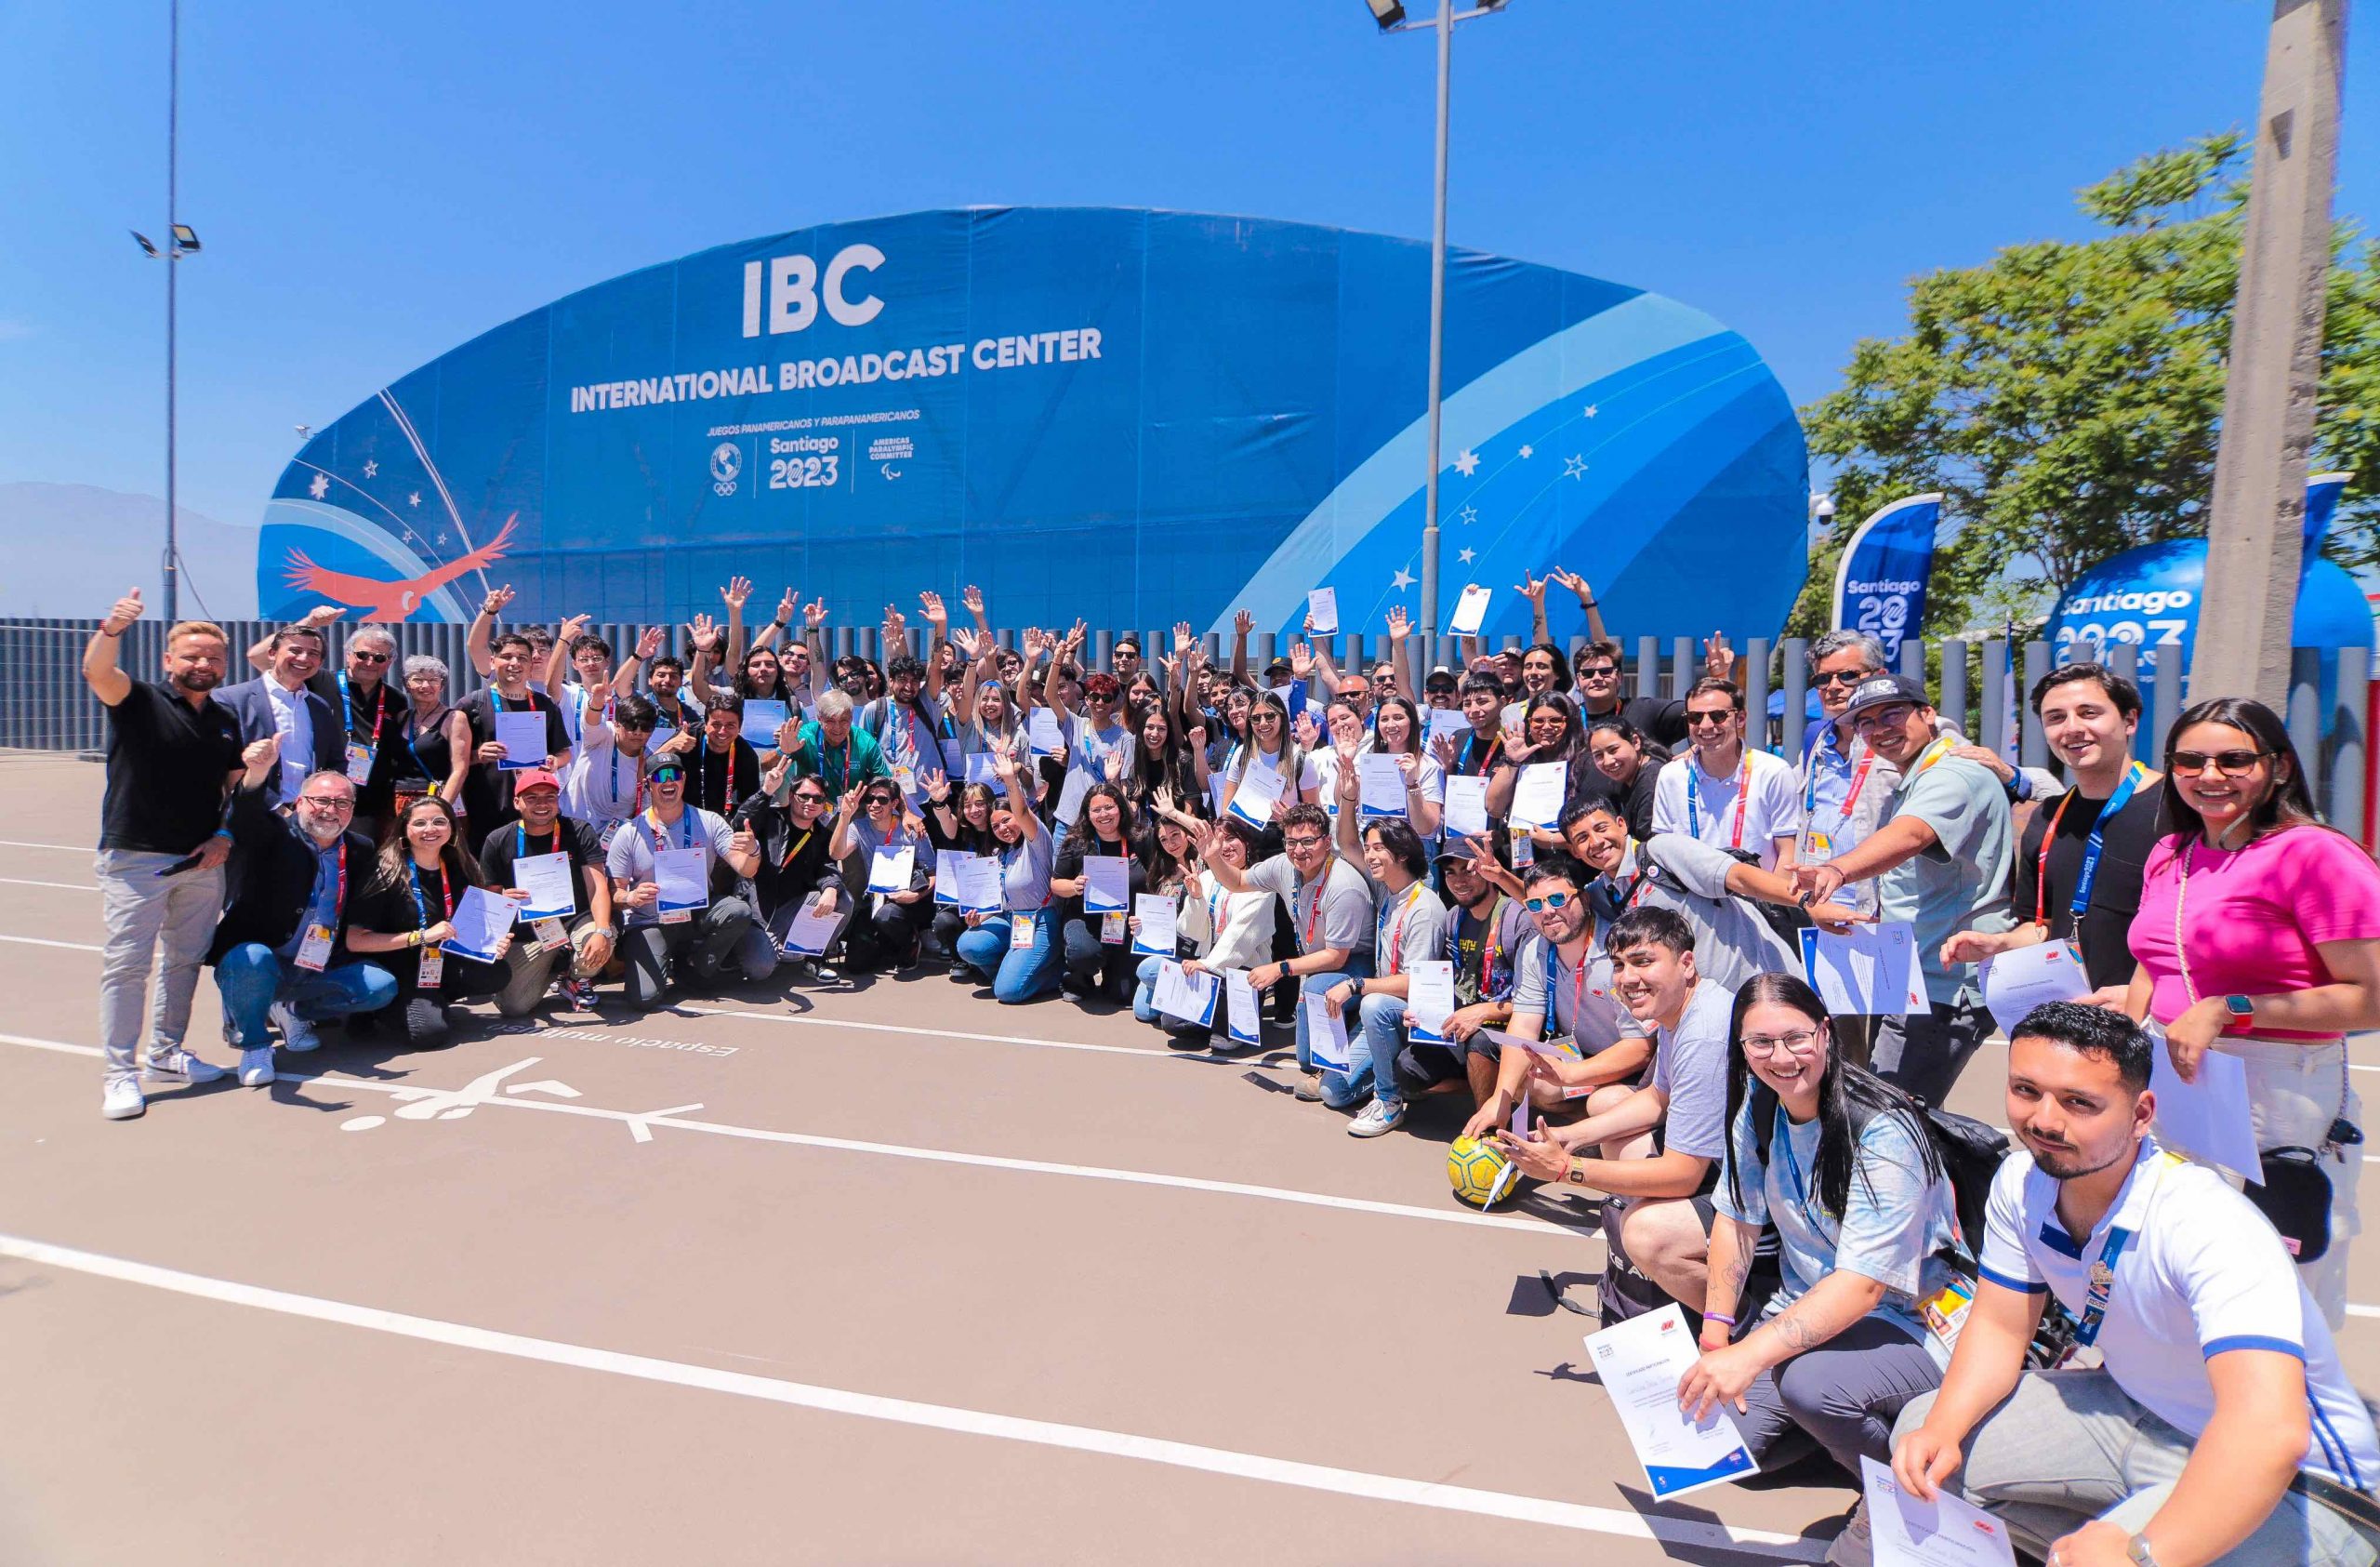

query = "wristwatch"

[
  {"left": 1349, "top": 976, "right": 1366, "bottom": 999},
  {"left": 2224, "top": 994, "right": 2255, "bottom": 1029},
  {"left": 2125, "top": 1534, "right": 2162, "bottom": 1567}
]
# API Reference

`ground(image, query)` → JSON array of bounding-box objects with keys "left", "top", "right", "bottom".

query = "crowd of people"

[{"left": 81, "top": 572, "right": 2380, "bottom": 1565}]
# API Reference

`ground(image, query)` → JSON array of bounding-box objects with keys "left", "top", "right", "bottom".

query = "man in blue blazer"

[{"left": 214, "top": 624, "right": 343, "bottom": 806}]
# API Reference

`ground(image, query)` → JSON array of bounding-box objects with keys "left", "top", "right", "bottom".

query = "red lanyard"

[
  {"left": 1298, "top": 874, "right": 1327, "bottom": 951},
  {"left": 1380, "top": 883, "right": 1421, "bottom": 976},
  {"left": 706, "top": 744, "right": 736, "bottom": 810},
  {"left": 2034, "top": 789, "right": 2080, "bottom": 927},
  {"left": 1687, "top": 753, "right": 1753, "bottom": 849},
  {"left": 1477, "top": 895, "right": 1506, "bottom": 986}
]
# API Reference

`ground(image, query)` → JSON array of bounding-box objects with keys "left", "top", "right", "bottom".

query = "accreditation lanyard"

[
  {"left": 821, "top": 737, "right": 852, "bottom": 794},
  {"left": 778, "top": 827, "right": 814, "bottom": 872},
  {"left": 1803, "top": 729, "right": 1874, "bottom": 825},
  {"left": 1906, "top": 734, "right": 1958, "bottom": 779},
  {"left": 706, "top": 745, "right": 737, "bottom": 812},
  {"left": 644, "top": 807, "right": 701, "bottom": 856},
  {"left": 1461, "top": 730, "right": 1501, "bottom": 777},
  {"left": 1377, "top": 883, "right": 1422, "bottom": 977},
  {"left": 314, "top": 841, "right": 350, "bottom": 927},
  {"left": 1296, "top": 871, "right": 1327, "bottom": 953},
  {"left": 514, "top": 821, "right": 553, "bottom": 861},
  {"left": 1207, "top": 881, "right": 1232, "bottom": 936},
  {"left": 1770, "top": 1107, "right": 1834, "bottom": 1239},
  {"left": 2035, "top": 762, "right": 2148, "bottom": 927},
  {"left": 1686, "top": 753, "right": 1753, "bottom": 850},
  {"left": 1472, "top": 894, "right": 1509, "bottom": 995},
  {"left": 338, "top": 671, "right": 388, "bottom": 751},
  {"left": 407, "top": 859, "right": 453, "bottom": 930}
]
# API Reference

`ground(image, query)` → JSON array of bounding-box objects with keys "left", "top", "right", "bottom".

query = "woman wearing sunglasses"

[
  {"left": 2123, "top": 696, "right": 2380, "bottom": 1327},
  {"left": 830, "top": 777, "right": 936, "bottom": 973},
  {"left": 1679, "top": 973, "right": 1967, "bottom": 1566}
]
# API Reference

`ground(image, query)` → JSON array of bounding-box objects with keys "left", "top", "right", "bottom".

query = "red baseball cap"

[{"left": 513, "top": 767, "right": 563, "bottom": 794}]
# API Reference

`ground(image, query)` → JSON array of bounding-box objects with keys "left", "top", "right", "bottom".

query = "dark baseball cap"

[{"left": 1836, "top": 672, "right": 1930, "bottom": 726}]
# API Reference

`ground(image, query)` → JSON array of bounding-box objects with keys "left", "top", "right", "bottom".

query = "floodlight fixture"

[{"left": 1365, "top": 0, "right": 1408, "bottom": 29}]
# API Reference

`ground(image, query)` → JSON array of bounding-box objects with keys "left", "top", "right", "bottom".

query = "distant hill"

[{"left": 0, "top": 483, "right": 258, "bottom": 618}]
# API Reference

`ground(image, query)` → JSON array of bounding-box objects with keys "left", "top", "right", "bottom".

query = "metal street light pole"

[
  {"left": 1372, "top": 1, "right": 1511, "bottom": 634},
  {"left": 165, "top": 0, "right": 179, "bottom": 625}
]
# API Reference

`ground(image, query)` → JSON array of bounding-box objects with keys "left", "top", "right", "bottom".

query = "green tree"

[{"left": 1792, "top": 132, "right": 2380, "bottom": 638}]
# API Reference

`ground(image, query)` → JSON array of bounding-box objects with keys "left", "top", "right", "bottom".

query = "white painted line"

[
  {"left": 0, "top": 1033, "right": 1577, "bottom": 1238},
  {"left": 0, "top": 840, "right": 88, "bottom": 853},
  {"left": 681, "top": 1003, "right": 1248, "bottom": 1064},
  {"left": 0, "top": 876, "right": 96, "bottom": 893},
  {"left": 0, "top": 934, "right": 101, "bottom": 953},
  {"left": 0, "top": 1229, "right": 1822, "bottom": 1558}
]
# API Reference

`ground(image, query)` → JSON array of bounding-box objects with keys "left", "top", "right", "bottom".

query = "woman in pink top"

[{"left": 2126, "top": 697, "right": 2380, "bottom": 1326}]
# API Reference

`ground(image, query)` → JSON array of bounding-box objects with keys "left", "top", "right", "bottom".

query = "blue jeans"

[
  {"left": 953, "top": 910, "right": 1063, "bottom": 1004},
  {"left": 1294, "top": 951, "right": 1374, "bottom": 1084},
  {"left": 215, "top": 943, "right": 398, "bottom": 1050},
  {"left": 1349, "top": 990, "right": 1412, "bottom": 1110},
  {"left": 1132, "top": 953, "right": 1210, "bottom": 1039}
]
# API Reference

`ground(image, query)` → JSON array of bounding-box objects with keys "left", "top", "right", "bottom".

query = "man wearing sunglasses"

[
  {"left": 244, "top": 618, "right": 417, "bottom": 839},
  {"left": 1570, "top": 636, "right": 1688, "bottom": 750},
  {"left": 1653, "top": 677, "right": 1802, "bottom": 872},
  {"left": 1791, "top": 673, "right": 2015, "bottom": 1104},
  {"left": 1794, "top": 631, "right": 1892, "bottom": 919}
]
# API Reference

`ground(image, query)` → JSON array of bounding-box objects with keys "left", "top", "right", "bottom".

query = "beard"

[
  {"left": 170, "top": 668, "right": 221, "bottom": 695},
  {"left": 2020, "top": 1128, "right": 2128, "bottom": 1181}
]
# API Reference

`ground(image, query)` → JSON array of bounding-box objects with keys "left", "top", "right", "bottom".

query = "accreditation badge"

[
  {"left": 416, "top": 943, "right": 445, "bottom": 989},
  {"left": 295, "top": 923, "right": 335, "bottom": 973},
  {"left": 1010, "top": 912, "right": 1038, "bottom": 952}
]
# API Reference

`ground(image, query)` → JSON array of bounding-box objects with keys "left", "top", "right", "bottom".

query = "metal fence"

[{"left": 5, "top": 616, "right": 2369, "bottom": 843}]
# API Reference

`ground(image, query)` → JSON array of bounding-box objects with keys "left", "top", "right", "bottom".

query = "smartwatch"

[
  {"left": 1349, "top": 976, "right": 1366, "bottom": 1000},
  {"left": 2125, "top": 1534, "right": 2162, "bottom": 1567},
  {"left": 2224, "top": 994, "right": 2255, "bottom": 1029}
]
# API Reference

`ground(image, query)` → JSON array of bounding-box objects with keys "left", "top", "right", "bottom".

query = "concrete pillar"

[{"left": 2195, "top": 0, "right": 2350, "bottom": 707}]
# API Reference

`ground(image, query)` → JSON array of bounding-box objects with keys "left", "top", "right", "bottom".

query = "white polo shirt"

[
  {"left": 1650, "top": 748, "right": 1800, "bottom": 870},
  {"left": 1978, "top": 1137, "right": 2379, "bottom": 1487}
]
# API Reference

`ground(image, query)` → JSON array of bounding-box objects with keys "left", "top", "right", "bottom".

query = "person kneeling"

[
  {"left": 345, "top": 794, "right": 515, "bottom": 1047},
  {"left": 603, "top": 759, "right": 761, "bottom": 1009},
  {"left": 1889, "top": 1003, "right": 2380, "bottom": 1567},
  {"left": 1677, "top": 974, "right": 1969, "bottom": 1565},
  {"left": 734, "top": 760, "right": 854, "bottom": 985},
  {"left": 1315, "top": 783, "right": 1448, "bottom": 1137},
  {"left": 477, "top": 768, "right": 614, "bottom": 1015}
]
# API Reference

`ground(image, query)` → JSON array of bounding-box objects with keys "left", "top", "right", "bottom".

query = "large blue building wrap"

[{"left": 260, "top": 207, "right": 1808, "bottom": 644}]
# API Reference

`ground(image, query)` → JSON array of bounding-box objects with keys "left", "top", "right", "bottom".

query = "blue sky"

[{"left": 3, "top": 0, "right": 2371, "bottom": 539}]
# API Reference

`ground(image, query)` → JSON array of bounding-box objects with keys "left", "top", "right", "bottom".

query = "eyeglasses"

[
  {"left": 1686, "top": 710, "right": 1734, "bottom": 729},
  {"left": 1524, "top": 891, "right": 1574, "bottom": 912},
  {"left": 298, "top": 793, "right": 353, "bottom": 811},
  {"left": 1577, "top": 665, "right": 1619, "bottom": 680},
  {"left": 1742, "top": 1028, "right": 1822, "bottom": 1057},
  {"left": 1283, "top": 834, "right": 1327, "bottom": 850},
  {"left": 1812, "top": 670, "right": 1868, "bottom": 688},
  {"left": 1850, "top": 705, "right": 1917, "bottom": 733},
  {"left": 350, "top": 650, "right": 390, "bottom": 665},
  {"left": 2170, "top": 749, "right": 2268, "bottom": 777}
]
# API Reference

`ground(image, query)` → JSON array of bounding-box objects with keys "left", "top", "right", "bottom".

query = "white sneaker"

[
  {"left": 269, "top": 1001, "right": 321, "bottom": 1054},
  {"left": 143, "top": 1045, "right": 227, "bottom": 1084},
  {"left": 1824, "top": 1500, "right": 1872, "bottom": 1567},
  {"left": 1347, "top": 1098, "right": 1408, "bottom": 1138},
  {"left": 101, "top": 1077, "right": 145, "bottom": 1120},
  {"left": 237, "top": 1047, "right": 277, "bottom": 1087}
]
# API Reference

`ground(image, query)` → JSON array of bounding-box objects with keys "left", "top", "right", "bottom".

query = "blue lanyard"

[
  {"left": 2074, "top": 1227, "right": 2135, "bottom": 1348},
  {"left": 1771, "top": 1106, "right": 1832, "bottom": 1238},
  {"left": 2066, "top": 762, "right": 2147, "bottom": 919},
  {"left": 407, "top": 860, "right": 449, "bottom": 930},
  {"left": 514, "top": 821, "right": 555, "bottom": 860}
]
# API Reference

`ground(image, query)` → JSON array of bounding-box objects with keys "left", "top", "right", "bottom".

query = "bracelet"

[
  {"left": 99, "top": 626, "right": 123, "bottom": 638},
  {"left": 1702, "top": 1311, "right": 1738, "bottom": 1328}
]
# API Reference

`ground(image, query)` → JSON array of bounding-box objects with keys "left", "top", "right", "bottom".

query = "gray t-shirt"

[
  {"left": 1649, "top": 977, "right": 1735, "bottom": 1162},
  {"left": 1876, "top": 753, "right": 2015, "bottom": 1004},
  {"left": 1595, "top": 834, "right": 1797, "bottom": 994},
  {"left": 1365, "top": 878, "right": 1450, "bottom": 978},
  {"left": 1715, "top": 1099, "right": 1964, "bottom": 1368},
  {"left": 997, "top": 829, "right": 1056, "bottom": 912},
  {"left": 1508, "top": 929, "right": 1644, "bottom": 1054},
  {"left": 853, "top": 816, "right": 936, "bottom": 883},
  {"left": 603, "top": 807, "right": 735, "bottom": 929},
  {"left": 1244, "top": 853, "right": 1376, "bottom": 960}
]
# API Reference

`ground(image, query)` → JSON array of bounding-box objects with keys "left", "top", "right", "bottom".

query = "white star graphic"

[
  {"left": 1455, "top": 504, "right": 1479, "bottom": 526},
  {"left": 308, "top": 471, "right": 329, "bottom": 499},
  {"left": 1563, "top": 455, "right": 1589, "bottom": 480},
  {"left": 408, "top": 491, "right": 422, "bottom": 507},
  {"left": 1391, "top": 566, "right": 1416, "bottom": 591},
  {"left": 1458, "top": 547, "right": 1477, "bottom": 564},
  {"left": 1452, "top": 448, "right": 1480, "bottom": 477},
  {"left": 1583, "top": 404, "right": 1599, "bottom": 418},
  {"left": 1517, "top": 445, "right": 1534, "bottom": 459},
  {"left": 362, "top": 459, "right": 378, "bottom": 478}
]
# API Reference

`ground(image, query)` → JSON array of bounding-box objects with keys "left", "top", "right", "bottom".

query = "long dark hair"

[
  {"left": 1133, "top": 705, "right": 1200, "bottom": 811},
  {"left": 2159, "top": 696, "right": 2323, "bottom": 845},
  {"left": 1138, "top": 816, "right": 1198, "bottom": 890},
  {"left": 1722, "top": 973, "right": 1940, "bottom": 1222},
  {"left": 1521, "top": 691, "right": 1583, "bottom": 764},
  {"left": 948, "top": 781, "right": 1001, "bottom": 855},
  {"left": 734, "top": 646, "right": 794, "bottom": 704},
  {"left": 1063, "top": 781, "right": 1133, "bottom": 856},
  {"left": 1236, "top": 689, "right": 1301, "bottom": 780},
  {"left": 374, "top": 795, "right": 485, "bottom": 904},
  {"left": 1371, "top": 694, "right": 1426, "bottom": 759}
]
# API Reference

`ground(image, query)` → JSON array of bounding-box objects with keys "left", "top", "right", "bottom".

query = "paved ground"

[{"left": 3, "top": 750, "right": 2376, "bottom": 1565}]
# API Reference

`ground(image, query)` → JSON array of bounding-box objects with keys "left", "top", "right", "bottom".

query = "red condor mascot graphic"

[{"left": 280, "top": 516, "right": 518, "bottom": 623}]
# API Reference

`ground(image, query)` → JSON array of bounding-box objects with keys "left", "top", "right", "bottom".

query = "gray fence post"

[
  {"left": 2333, "top": 646, "right": 2368, "bottom": 841},
  {"left": 2148, "top": 646, "right": 2183, "bottom": 762},
  {"left": 1092, "top": 630, "right": 1113, "bottom": 671},
  {"left": 1255, "top": 631, "right": 1277, "bottom": 673},
  {"left": 1898, "top": 637, "right": 1925, "bottom": 685},
  {"left": 1670, "top": 636, "right": 1694, "bottom": 700},
  {"left": 2020, "top": 640, "right": 2052, "bottom": 770},
  {"left": 1779, "top": 637, "right": 1808, "bottom": 752},
  {"left": 1634, "top": 635, "right": 1659, "bottom": 704},
  {"left": 2290, "top": 646, "right": 2324, "bottom": 810},
  {"left": 1980, "top": 639, "right": 2009, "bottom": 758},
  {"left": 1940, "top": 639, "right": 1969, "bottom": 741},
  {"left": 1744, "top": 637, "right": 1772, "bottom": 753}
]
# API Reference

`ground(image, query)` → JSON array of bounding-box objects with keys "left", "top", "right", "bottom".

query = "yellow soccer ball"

[{"left": 1448, "top": 1135, "right": 1519, "bottom": 1209}]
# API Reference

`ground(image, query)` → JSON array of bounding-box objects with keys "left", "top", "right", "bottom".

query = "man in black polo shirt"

[
  {"left": 480, "top": 767, "right": 615, "bottom": 1016},
  {"left": 1941, "top": 662, "right": 2163, "bottom": 999},
  {"left": 85, "top": 590, "right": 248, "bottom": 1121}
]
